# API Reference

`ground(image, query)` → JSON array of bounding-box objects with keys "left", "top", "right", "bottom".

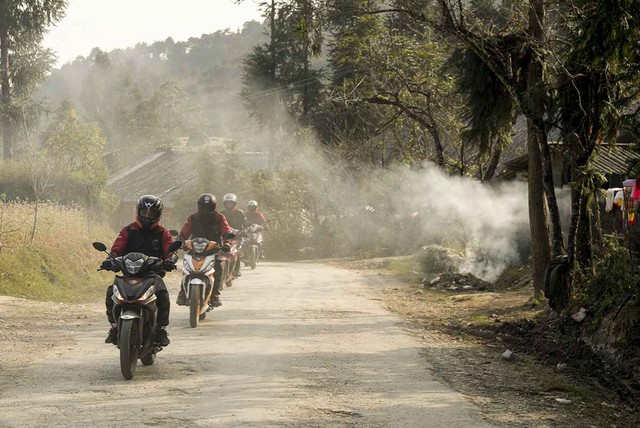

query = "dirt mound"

[{"left": 422, "top": 272, "right": 491, "bottom": 292}]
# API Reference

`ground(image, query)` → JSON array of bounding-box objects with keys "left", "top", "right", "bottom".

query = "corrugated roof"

[
  {"left": 108, "top": 151, "right": 197, "bottom": 207},
  {"left": 591, "top": 144, "right": 640, "bottom": 175}
]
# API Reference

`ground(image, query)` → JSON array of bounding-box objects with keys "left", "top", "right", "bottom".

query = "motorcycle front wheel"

[
  {"left": 119, "top": 319, "right": 139, "bottom": 380},
  {"left": 250, "top": 246, "right": 258, "bottom": 270},
  {"left": 189, "top": 285, "right": 201, "bottom": 328}
]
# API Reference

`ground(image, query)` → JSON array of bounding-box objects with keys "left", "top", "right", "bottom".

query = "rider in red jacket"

[
  {"left": 103, "top": 195, "right": 175, "bottom": 346},
  {"left": 245, "top": 200, "right": 269, "bottom": 230},
  {"left": 177, "top": 193, "right": 231, "bottom": 307}
]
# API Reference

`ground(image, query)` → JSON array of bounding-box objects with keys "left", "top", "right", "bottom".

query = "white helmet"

[
  {"left": 248, "top": 200, "right": 258, "bottom": 208},
  {"left": 223, "top": 193, "right": 237, "bottom": 203}
]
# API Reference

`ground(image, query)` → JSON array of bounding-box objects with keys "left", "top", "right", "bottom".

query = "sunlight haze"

[{"left": 44, "top": 0, "right": 263, "bottom": 66}]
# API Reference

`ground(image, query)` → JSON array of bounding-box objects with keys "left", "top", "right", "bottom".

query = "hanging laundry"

[{"left": 606, "top": 188, "right": 622, "bottom": 212}]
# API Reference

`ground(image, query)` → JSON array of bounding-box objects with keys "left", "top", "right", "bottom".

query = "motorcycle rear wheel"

[
  {"left": 189, "top": 285, "right": 201, "bottom": 328},
  {"left": 119, "top": 319, "right": 139, "bottom": 380}
]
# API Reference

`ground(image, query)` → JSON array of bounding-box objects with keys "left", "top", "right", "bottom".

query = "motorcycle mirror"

[
  {"left": 169, "top": 229, "right": 179, "bottom": 237},
  {"left": 92, "top": 242, "right": 108, "bottom": 252},
  {"left": 168, "top": 240, "right": 182, "bottom": 253},
  {"left": 223, "top": 232, "right": 237, "bottom": 240}
]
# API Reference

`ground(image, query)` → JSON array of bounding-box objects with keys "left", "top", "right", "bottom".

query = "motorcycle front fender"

[{"left": 120, "top": 310, "right": 141, "bottom": 320}]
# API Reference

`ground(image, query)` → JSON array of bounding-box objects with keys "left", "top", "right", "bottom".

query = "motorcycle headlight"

[
  {"left": 112, "top": 286, "right": 125, "bottom": 302},
  {"left": 125, "top": 258, "right": 144, "bottom": 274},
  {"left": 137, "top": 285, "right": 156, "bottom": 302},
  {"left": 193, "top": 241, "right": 207, "bottom": 253}
]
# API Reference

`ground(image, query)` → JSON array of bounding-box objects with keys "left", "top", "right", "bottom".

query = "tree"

[
  {"left": 42, "top": 102, "right": 108, "bottom": 184},
  {"left": 0, "top": 0, "right": 67, "bottom": 159}
]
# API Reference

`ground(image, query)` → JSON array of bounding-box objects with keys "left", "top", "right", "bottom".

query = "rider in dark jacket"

[
  {"left": 177, "top": 193, "right": 231, "bottom": 307},
  {"left": 104, "top": 195, "right": 175, "bottom": 346},
  {"left": 221, "top": 193, "right": 246, "bottom": 277}
]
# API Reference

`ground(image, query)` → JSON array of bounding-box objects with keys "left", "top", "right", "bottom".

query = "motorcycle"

[
  {"left": 93, "top": 240, "right": 181, "bottom": 380},
  {"left": 181, "top": 237, "right": 224, "bottom": 328},
  {"left": 243, "top": 223, "right": 263, "bottom": 270},
  {"left": 222, "top": 229, "right": 241, "bottom": 287}
]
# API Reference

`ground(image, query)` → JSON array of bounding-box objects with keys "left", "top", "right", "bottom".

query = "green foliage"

[
  {"left": 1, "top": 0, "right": 68, "bottom": 159},
  {"left": 241, "top": 0, "right": 324, "bottom": 124},
  {"left": 41, "top": 102, "right": 108, "bottom": 184},
  {"left": 583, "top": 235, "right": 640, "bottom": 325}
]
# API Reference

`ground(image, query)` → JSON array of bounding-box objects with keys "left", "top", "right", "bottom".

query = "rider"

[
  {"left": 177, "top": 193, "right": 231, "bottom": 307},
  {"left": 245, "top": 200, "right": 268, "bottom": 259},
  {"left": 103, "top": 195, "right": 176, "bottom": 346},
  {"left": 221, "top": 193, "right": 246, "bottom": 278},
  {"left": 245, "top": 200, "right": 269, "bottom": 230}
]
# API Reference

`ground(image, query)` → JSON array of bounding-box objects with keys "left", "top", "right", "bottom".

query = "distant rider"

[
  {"left": 221, "top": 193, "right": 246, "bottom": 278},
  {"left": 245, "top": 200, "right": 268, "bottom": 259},
  {"left": 177, "top": 193, "right": 232, "bottom": 307},
  {"left": 245, "top": 200, "right": 269, "bottom": 230},
  {"left": 103, "top": 195, "right": 176, "bottom": 346}
]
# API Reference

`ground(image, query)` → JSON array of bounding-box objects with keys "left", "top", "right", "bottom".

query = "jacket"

[{"left": 179, "top": 211, "right": 231, "bottom": 244}]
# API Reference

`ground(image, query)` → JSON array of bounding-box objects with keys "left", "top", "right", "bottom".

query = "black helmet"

[
  {"left": 137, "top": 195, "right": 163, "bottom": 229},
  {"left": 197, "top": 193, "right": 217, "bottom": 214}
]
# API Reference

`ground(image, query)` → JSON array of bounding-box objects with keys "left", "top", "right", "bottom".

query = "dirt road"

[{"left": 0, "top": 262, "right": 493, "bottom": 427}]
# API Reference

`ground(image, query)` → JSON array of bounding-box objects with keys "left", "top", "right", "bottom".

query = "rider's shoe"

[
  {"left": 208, "top": 296, "right": 222, "bottom": 309},
  {"left": 155, "top": 327, "right": 170, "bottom": 346},
  {"left": 105, "top": 327, "right": 118, "bottom": 344},
  {"left": 176, "top": 290, "right": 187, "bottom": 306}
]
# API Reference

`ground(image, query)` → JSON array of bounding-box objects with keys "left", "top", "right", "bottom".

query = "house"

[
  {"left": 107, "top": 140, "right": 269, "bottom": 230},
  {"left": 108, "top": 150, "right": 198, "bottom": 229},
  {"left": 497, "top": 116, "right": 640, "bottom": 188}
]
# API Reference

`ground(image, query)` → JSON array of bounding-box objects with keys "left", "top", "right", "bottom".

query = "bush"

[{"left": 0, "top": 160, "right": 116, "bottom": 215}]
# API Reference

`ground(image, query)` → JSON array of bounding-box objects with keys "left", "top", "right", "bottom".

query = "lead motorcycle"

[
  {"left": 243, "top": 223, "right": 263, "bottom": 270},
  {"left": 93, "top": 240, "right": 182, "bottom": 380}
]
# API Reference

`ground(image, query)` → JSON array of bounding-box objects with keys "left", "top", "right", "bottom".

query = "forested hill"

[{"left": 37, "top": 21, "right": 266, "bottom": 167}]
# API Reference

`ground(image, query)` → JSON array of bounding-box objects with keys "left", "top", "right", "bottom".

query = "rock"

[
  {"left": 430, "top": 277, "right": 441, "bottom": 285},
  {"left": 501, "top": 349, "right": 514, "bottom": 361},
  {"left": 571, "top": 307, "right": 588, "bottom": 323},
  {"left": 462, "top": 285, "right": 473, "bottom": 290},
  {"left": 556, "top": 363, "right": 568, "bottom": 371},
  {"left": 415, "top": 244, "right": 466, "bottom": 274},
  {"left": 555, "top": 398, "right": 572, "bottom": 404}
]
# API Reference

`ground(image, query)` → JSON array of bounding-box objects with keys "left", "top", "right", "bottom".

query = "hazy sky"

[{"left": 43, "top": 0, "right": 264, "bottom": 66}]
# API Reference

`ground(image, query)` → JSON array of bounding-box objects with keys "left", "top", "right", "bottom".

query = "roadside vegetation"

[{"left": 0, "top": 197, "right": 111, "bottom": 301}]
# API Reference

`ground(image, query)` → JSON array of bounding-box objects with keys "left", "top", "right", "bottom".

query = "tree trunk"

[
  {"left": 526, "top": 0, "right": 551, "bottom": 300},
  {"left": 538, "top": 126, "right": 564, "bottom": 256},
  {"left": 527, "top": 118, "right": 551, "bottom": 300},
  {"left": 576, "top": 190, "right": 593, "bottom": 274},
  {"left": 483, "top": 136, "right": 504, "bottom": 181},
  {"left": 0, "top": 1, "right": 13, "bottom": 160}
]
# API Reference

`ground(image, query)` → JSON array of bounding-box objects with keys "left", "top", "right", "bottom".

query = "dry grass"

[{"left": 0, "top": 200, "right": 112, "bottom": 301}]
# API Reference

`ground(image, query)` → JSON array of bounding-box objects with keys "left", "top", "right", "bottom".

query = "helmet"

[
  {"left": 197, "top": 193, "right": 217, "bottom": 214},
  {"left": 136, "top": 195, "right": 163, "bottom": 229},
  {"left": 248, "top": 200, "right": 258, "bottom": 211},
  {"left": 223, "top": 193, "right": 237, "bottom": 210}
]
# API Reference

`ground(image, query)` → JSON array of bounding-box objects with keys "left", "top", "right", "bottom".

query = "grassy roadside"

[
  {"left": 0, "top": 201, "right": 112, "bottom": 302},
  {"left": 341, "top": 258, "right": 640, "bottom": 427}
]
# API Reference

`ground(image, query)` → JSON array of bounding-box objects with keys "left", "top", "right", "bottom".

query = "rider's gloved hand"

[
  {"left": 222, "top": 242, "right": 231, "bottom": 252},
  {"left": 100, "top": 259, "right": 114, "bottom": 270},
  {"left": 163, "top": 260, "right": 177, "bottom": 271}
]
